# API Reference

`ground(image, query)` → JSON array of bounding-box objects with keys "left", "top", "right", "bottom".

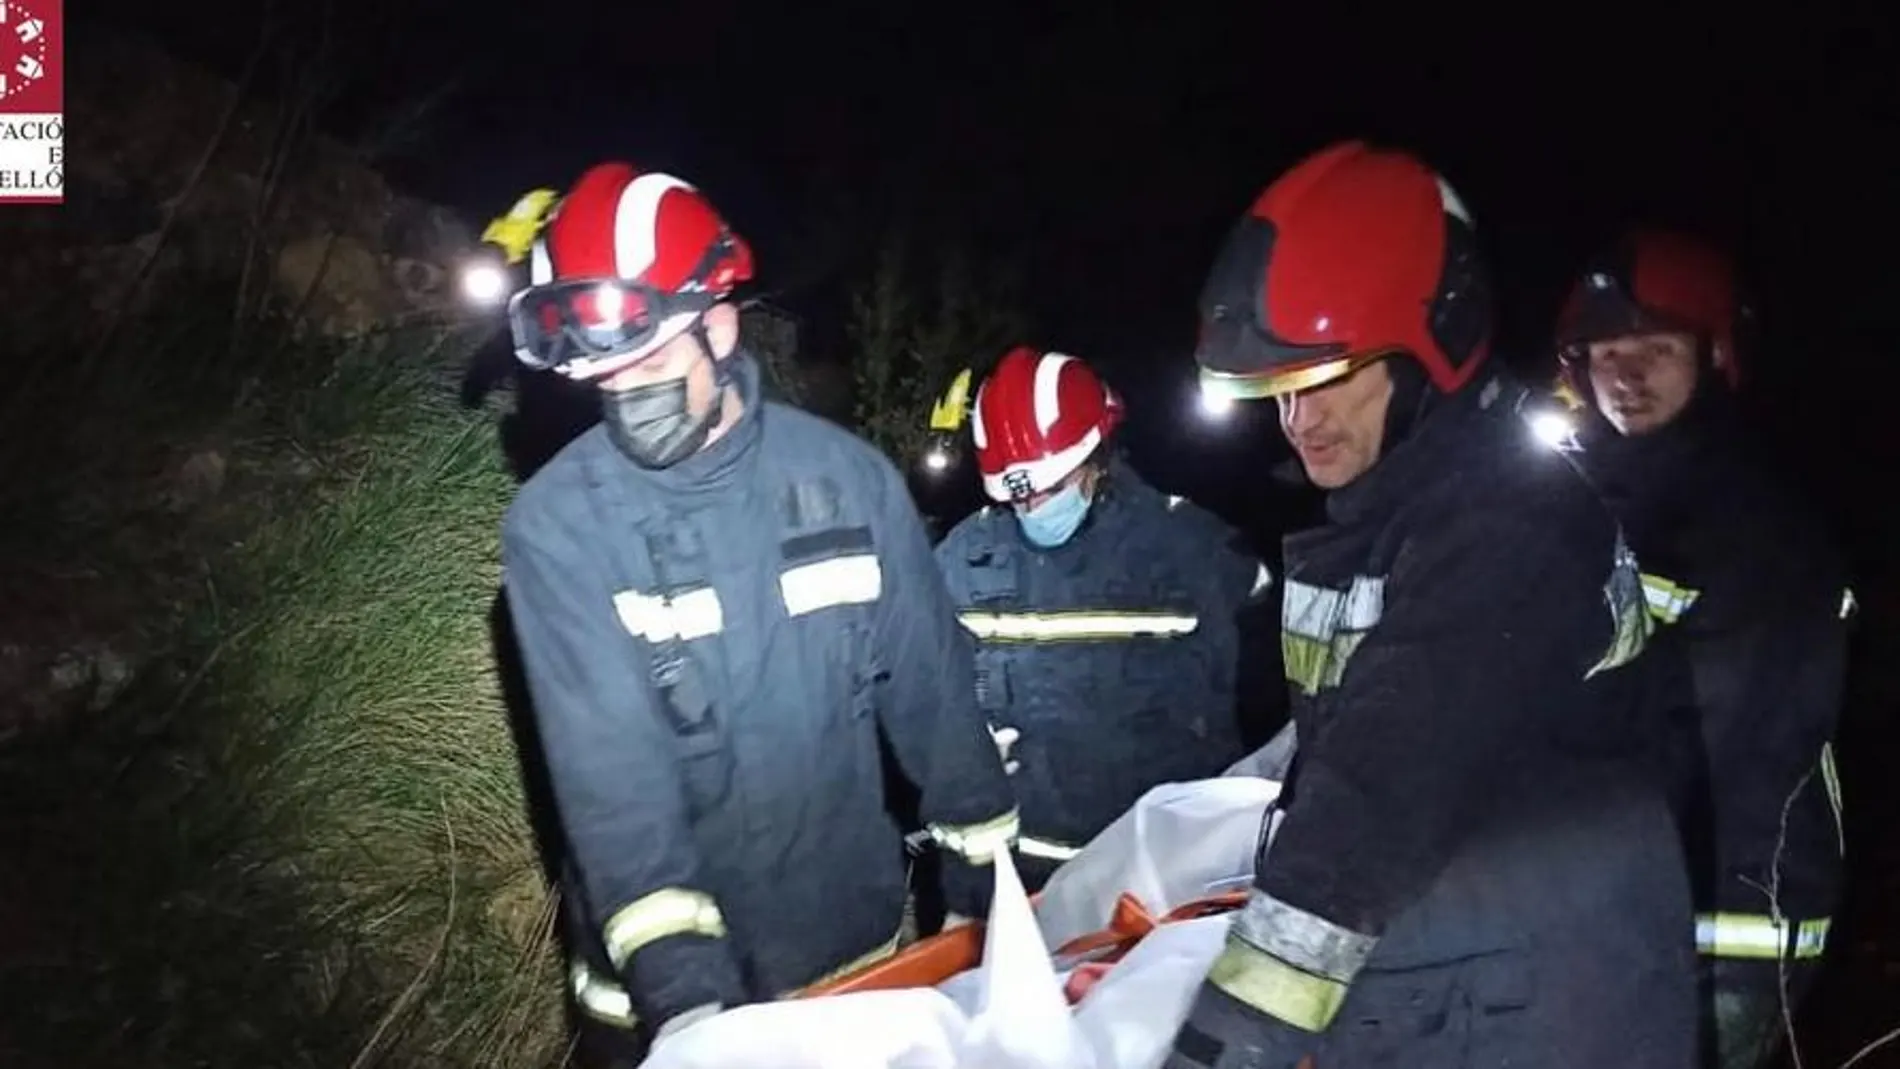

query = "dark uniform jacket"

[
  {"left": 1570, "top": 389, "right": 1849, "bottom": 963},
  {"left": 501, "top": 352, "right": 1018, "bottom": 1030},
  {"left": 1182, "top": 375, "right": 1696, "bottom": 1068},
  {"left": 935, "top": 459, "right": 1269, "bottom": 884}
]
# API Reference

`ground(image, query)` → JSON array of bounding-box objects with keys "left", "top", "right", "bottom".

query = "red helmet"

[
  {"left": 1556, "top": 229, "right": 1747, "bottom": 390},
  {"left": 1196, "top": 140, "right": 1492, "bottom": 399},
  {"left": 509, "top": 162, "right": 754, "bottom": 379},
  {"left": 971, "top": 346, "right": 1124, "bottom": 503}
]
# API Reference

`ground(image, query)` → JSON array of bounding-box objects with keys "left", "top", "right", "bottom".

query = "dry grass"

[{"left": 0, "top": 297, "right": 570, "bottom": 1067}]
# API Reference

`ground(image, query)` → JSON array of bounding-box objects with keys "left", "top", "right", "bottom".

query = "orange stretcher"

[{"left": 800, "top": 889, "right": 1250, "bottom": 1002}]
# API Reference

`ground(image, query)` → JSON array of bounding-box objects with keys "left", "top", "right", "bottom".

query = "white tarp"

[{"left": 643, "top": 776, "right": 1280, "bottom": 1069}]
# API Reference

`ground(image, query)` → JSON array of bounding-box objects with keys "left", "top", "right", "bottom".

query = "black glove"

[
  {"left": 938, "top": 853, "right": 997, "bottom": 920},
  {"left": 1165, "top": 983, "right": 1315, "bottom": 1069}
]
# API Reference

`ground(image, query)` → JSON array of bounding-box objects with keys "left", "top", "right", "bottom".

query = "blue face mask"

[{"left": 1016, "top": 482, "right": 1092, "bottom": 548}]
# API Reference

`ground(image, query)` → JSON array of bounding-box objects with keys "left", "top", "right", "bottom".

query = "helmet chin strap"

[{"left": 1380, "top": 356, "right": 1434, "bottom": 450}]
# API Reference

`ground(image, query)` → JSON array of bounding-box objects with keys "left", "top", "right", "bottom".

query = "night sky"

[{"left": 81, "top": 2, "right": 1900, "bottom": 541}]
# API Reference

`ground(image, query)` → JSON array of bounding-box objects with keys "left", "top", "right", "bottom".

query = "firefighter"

[
  {"left": 933, "top": 346, "right": 1272, "bottom": 899},
  {"left": 1164, "top": 140, "right": 1697, "bottom": 1069},
  {"left": 498, "top": 161, "right": 1019, "bottom": 1065},
  {"left": 1554, "top": 230, "right": 1852, "bottom": 1069}
]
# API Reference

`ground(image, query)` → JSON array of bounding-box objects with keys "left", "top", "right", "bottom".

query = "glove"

[
  {"left": 1164, "top": 984, "right": 1315, "bottom": 1069},
  {"left": 989, "top": 724, "right": 1021, "bottom": 774},
  {"left": 652, "top": 1000, "right": 725, "bottom": 1044}
]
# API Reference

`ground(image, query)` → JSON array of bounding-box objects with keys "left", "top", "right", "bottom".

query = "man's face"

[
  {"left": 1586, "top": 330, "right": 1698, "bottom": 436},
  {"left": 597, "top": 324, "right": 718, "bottom": 412},
  {"left": 1276, "top": 359, "right": 1393, "bottom": 489}
]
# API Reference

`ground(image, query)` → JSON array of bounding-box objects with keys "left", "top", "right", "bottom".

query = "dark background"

[
  {"left": 80, "top": 2, "right": 1900, "bottom": 551},
  {"left": 76, "top": 0, "right": 1900, "bottom": 1059}
]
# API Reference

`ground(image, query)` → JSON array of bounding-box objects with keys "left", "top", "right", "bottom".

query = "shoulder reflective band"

[
  {"left": 1018, "top": 835, "right": 1082, "bottom": 862},
  {"left": 1639, "top": 573, "right": 1700, "bottom": 625},
  {"left": 1840, "top": 586, "right": 1858, "bottom": 621},
  {"left": 929, "top": 807, "right": 1021, "bottom": 863},
  {"left": 956, "top": 610, "right": 1199, "bottom": 643},
  {"left": 1695, "top": 912, "right": 1831, "bottom": 960},
  {"left": 602, "top": 887, "right": 728, "bottom": 969},
  {"left": 1207, "top": 889, "right": 1376, "bottom": 1031}
]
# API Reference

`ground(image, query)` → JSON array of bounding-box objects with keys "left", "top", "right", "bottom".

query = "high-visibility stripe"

[
  {"left": 956, "top": 611, "right": 1198, "bottom": 642},
  {"left": 1840, "top": 586, "right": 1858, "bottom": 621},
  {"left": 1018, "top": 835, "right": 1082, "bottom": 862},
  {"left": 571, "top": 960, "right": 637, "bottom": 1028},
  {"left": 781, "top": 553, "right": 883, "bottom": 616},
  {"left": 1820, "top": 741, "right": 1845, "bottom": 857},
  {"left": 613, "top": 586, "right": 724, "bottom": 641},
  {"left": 571, "top": 925, "right": 907, "bottom": 1029},
  {"left": 928, "top": 807, "right": 1021, "bottom": 863},
  {"left": 602, "top": 887, "right": 728, "bottom": 969},
  {"left": 1229, "top": 890, "right": 1377, "bottom": 984},
  {"left": 1639, "top": 572, "right": 1700, "bottom": 625},
  {"left": 1205, "top": 937, "right": 1350, "bottom": 1033},
  {"left": 1695, "top": 912, "right": 1831, "bottom": 960}
]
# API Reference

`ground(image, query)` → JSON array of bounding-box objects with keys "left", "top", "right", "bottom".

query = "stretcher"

[
  {"left": 643, "top": 777, "right": 1282, "bottom": 1069},
  {"left": 801, "top": 889, "right": 1251, "bottom": 1004}
]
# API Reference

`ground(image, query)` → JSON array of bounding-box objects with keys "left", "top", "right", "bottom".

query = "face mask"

[
  {"left": 602, "top": 374, "right": 720, "bottom": 469},
  {"left": 1016, "top": 482, "right": 1092, "bottom": 548}
]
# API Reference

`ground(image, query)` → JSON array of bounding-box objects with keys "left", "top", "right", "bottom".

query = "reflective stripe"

[
  {"left": 1280, "top": 575, "right": 1386, "bottom": 696},
  {"left": 1639, "top": 572, "right": 1700, "bottom": 625},
  {"left": 1696, "top": 912, "right": 1831, "bottom": 960},
  {"left": 1840, "top": 586, "right": 1858, "bottom": 621},
  {"left": 956, "top": 611, "right": 1199, "bottom": 642},
  {"left": 1820, "top": 742, "right": 1845, "bottom": 857},
  {"left": 602, "top": 888, "right": 728, "bottom": 969},
  {"left": 571, "top": 925, "right": 907, "bottom": 1029},
  {"left": 1229, "top": 890, "right": 1377, "bottom": 984},
  {"left": 780, "top": 553, "right": 882, "bottom": 616},
  {"left": 1018, "top": 835, "right": 1082, "bottom": 862},
  {"left": 571, "top": 960, "right": 636, "bottom": 1028},
  {"left": 929, "top": 807, "right": 1021, "bottom": 863},
  {"left": 613, "top": 586, "right": 724, "bottom": 641},
  {"left": 1206, "top": 936, "right": 1350, "bottom": 1033}
]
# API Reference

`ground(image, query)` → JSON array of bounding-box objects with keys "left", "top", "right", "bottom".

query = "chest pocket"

[
  {"left": 775, "top": 479, "right": 885, "bottom": 728},
  {"left": 618, "top": 525, "right": 735, "bottom": 817},
  {"left": 956, "top": 536, "right": 1022, "bottom": 720},
  {"left": 1281, "top": 574, "right": 1386, "bottom": 697}
]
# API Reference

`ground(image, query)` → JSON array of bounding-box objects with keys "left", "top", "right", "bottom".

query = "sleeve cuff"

[{"left": 1206, "top": 889, "right": 1379, "bottom": 1032}]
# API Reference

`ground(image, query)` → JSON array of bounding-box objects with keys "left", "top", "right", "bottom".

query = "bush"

[{"left": 0, "top": 292, "right": 566, "bottom": 1067}]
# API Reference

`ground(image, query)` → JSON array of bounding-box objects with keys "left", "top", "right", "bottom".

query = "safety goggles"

[{"left": 508, "top": 278, "right": 716, "bottom": 375}]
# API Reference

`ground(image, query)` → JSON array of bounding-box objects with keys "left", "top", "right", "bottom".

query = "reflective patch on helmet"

[
  {"left": 1281, "top": 575, "right": 1386, "bottom": 696},
  {"left": 1437, "top": 176, "right": 1474, "bottom": 226}
]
